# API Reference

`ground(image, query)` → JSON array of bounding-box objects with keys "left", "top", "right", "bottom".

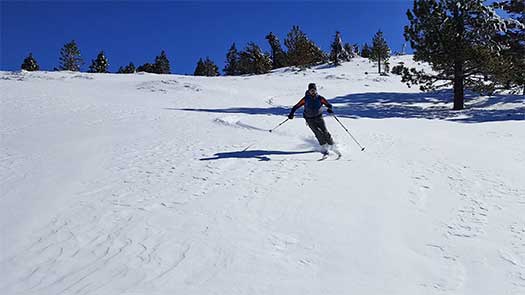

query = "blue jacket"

[{"left": 290, "top": 91, "right": 333, "bottom": 118}]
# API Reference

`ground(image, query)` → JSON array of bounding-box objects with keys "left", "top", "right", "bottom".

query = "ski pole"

[
  {"left": 332, "top": 115, "right": 365, "bottom": 151},
  {"left": 269, "top": 118, "right": 289, "bottom": 133}
]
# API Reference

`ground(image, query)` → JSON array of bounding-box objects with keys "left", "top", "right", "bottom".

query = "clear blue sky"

[{"left": 1, "top": 1, "right": 414, "bottom": 74}]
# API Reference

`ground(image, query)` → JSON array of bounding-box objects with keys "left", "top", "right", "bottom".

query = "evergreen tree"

[
  {"left": 203, "top": 57, "right": 219, "bottom": 76},
  {"left": 154, "top": 50, "right": 170, "bottom": 74},
  {"left": 224, "top": 43, "right": 240, "bottom": 76},
  {"left": 194, "top": 57, "right": 219, "bottom": 76},
  {"left": 344, "top": 43, "right": 355, "bottom": 57},
  {"left": 88, "top": 51, "right": 109, "bottom": 73},
  {"left": 238, "top": 42, "right": 272, "bottom": 75},
  {"left": 329, "top": 31, "right": 352, "bottom": 66},
  {"left": 21, "top": 53, "right": 39, "bottom": 71},
  {"left": 285, "top": 25, "right": 326, "bottom": 67},
  {"left": 404, "top": 0, "right": 508, "bottom": 110},
  {"left": 136, "top": 63, "right": 156, "bottom": 73},
  {"left": 369, "top": 30, "right": 391, "bottom": 74},
  {"left": 265, "top": 32, "right": 288, "bottom": 69},
  {"left": 194, "top": 58, "right": 205, "bottom": 76},
  {"left": 59, "top": 40, "right": 83, "bottom": 71},
  {"left": 361, "top": 43, "right": 372, "bottom": 58},
  {"left": 493, "top": 0, "right": 525, "bottom": 95},
  {"left": 117, "top": 62, "right": 136, "bottom": 73}
]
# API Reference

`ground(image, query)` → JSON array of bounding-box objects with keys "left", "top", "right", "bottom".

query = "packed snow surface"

[{"left": 1, "top": 56, "right": 524, "bottom": 295}]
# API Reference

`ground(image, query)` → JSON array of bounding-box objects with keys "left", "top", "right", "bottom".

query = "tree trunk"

[
  {"left": 453, "top": 60, "right": 464, "bottom": 110},
  {"left": 378, "top": 53, "right": 381, "bottom": 74},
  {"left": 452, "top": 5, "right": 465, "bottom": 110}
]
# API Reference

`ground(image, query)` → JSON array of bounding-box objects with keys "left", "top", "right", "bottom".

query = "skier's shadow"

[{"left": 200, "top": 149, "right": 316, "bottom": 161}]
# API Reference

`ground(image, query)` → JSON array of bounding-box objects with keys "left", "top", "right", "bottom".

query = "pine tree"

[
  {"left": 194, "top": 57, "right": 219, "bottom": 76},
  {"left": 265, "top": 32, "right": 288, "bottom": 69},
  {"left": 59, "top": 40, "right": 83, "bottom": 71},
  {"left": 136, "top": 63, "right": 156, "bottom": 73},
  {"left": 194, "top": 58, "right": 205, "bottom": 76},
  {"left": 238, "top": 42, "right": 272, "bottom": 75},
  {"left": 404, "top": 0, "right": 509, "bottom": 109},
  {"left": 343, "top": 43, "right": 359, "bottom": 58},
  {"left": 21, "top": 53, "right": 40, "bottom": 71},
  {"left": 344, "top": 43, "right": 354, "bottom": 57},
  {"left": 285, "top": 25, "right": 327, "bottom": 67},
  {"left": 154, "top": 50, "right": 170, "bottom": 74},
  {"left": 203, "top": 57, "right": 219, "bottom": 76},
  {"left": 369, "top": 30, "right": 391, "bottom": 74},
  {"left": 88, "top": 51, "right": 109, "bottom": 73},
  {"left": 492, "top": 0, "right": 525, "bottom": 95},
  {"left": 361, "top": 43, "right": 372, "bottom": 58},
  {"left": 223, "top": 43, "right": 240, "bottom": 76},
  {"left": 117, "top": 62, "right": 136, "bottom": 73},
  {"left": 330, "top": 31, "right": 352, "bottom": 66}
]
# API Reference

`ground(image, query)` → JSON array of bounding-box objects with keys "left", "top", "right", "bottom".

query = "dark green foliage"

[
  {"left": 88, "top": 51, "right": 109, "bottom": 73},
  {"left": 224, "top": 43, "right": 240, "bottom": 76},
  {"left": 344, "top": 43, "right": 354, "bottom": 57},
  {"left": 59, "top": 40, "right": 83, "bottom": 71},
  {"left": 391, "top": 64, "right": 405, "bottom": 75},
  {"left": 21, "top": 53, "right": 39, "bottom": 71},
  {"left": 369, "top": 30, "right": 391, "bottom": 74},
  {"left": 136, "top": 63, "right": 156, "bottom": 73},
  {"left": 492, "top": 0, "right": 525, "bottom": 95},
  {"left": 360, "top": 43, "right": 371, "bottom": 58},
  {"left": 265, "top": 32, "right": 288, "bottom": 69},
  {"left": 238, "top": 42, "right": 272, "bottom": 75},
  {"left": 329, "top": 31, "right": 352, "bottom": 66},
  {"left": 194, "top": 57, "right": 219, "bottom": 76},
  {"left": 154, "top": 50, "right": 170, "bottom": 74},
  {"left": 136, "top": 50, "right": 171, "bottom": 74},
  {"left": 284, "top": 25, "right": 327, "bottom": 67},
  {"left": 194, "top": 59, "right": 205, "bottom": 76},
  {"left": 404, "top": 0, "right": 508, "bottom": 109},
  {"left": 117, "top": 62, "right": 136, "bottom": 73}
]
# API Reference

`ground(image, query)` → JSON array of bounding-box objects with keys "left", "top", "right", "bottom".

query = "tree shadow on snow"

[
  {"left": 200, "top": 149, "right": 316, "bottom": 161},
  {"left": 328, "top": 90, "right": 524, "bottom": 123},
  {"left": 172, "top": 90, "right": 524, "bottom": 123}
]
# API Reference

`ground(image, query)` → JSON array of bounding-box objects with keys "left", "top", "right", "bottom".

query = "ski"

[{"left": 317, "top": 151, "right": 343, "bottom": 161}]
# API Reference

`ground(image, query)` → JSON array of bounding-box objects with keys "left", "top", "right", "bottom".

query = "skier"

[{"left": 288, "top": 83, "right": 340, "bottom": 157}]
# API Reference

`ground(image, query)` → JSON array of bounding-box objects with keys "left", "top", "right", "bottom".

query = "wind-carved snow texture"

[
  {"left": 1, "top": 55, "right": 524, "bottom": 295},
  {"left": 136, "top": 79, "right": 202, "bottom": 94},
  {"left": 403, "top": 151, "right": 525, "bottom": 293}
]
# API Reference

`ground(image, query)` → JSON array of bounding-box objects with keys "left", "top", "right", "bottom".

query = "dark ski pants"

[{"left": 305, "top": 116, "right": 334, "bottom": 146}]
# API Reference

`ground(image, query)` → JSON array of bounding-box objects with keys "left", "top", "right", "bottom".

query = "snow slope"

[{"left": 1, "top": 56, "right": 524, "bottom": 295}]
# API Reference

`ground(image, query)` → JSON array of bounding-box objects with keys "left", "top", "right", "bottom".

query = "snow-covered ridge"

[{"left": 1, "top": 56, "right": 524, "bottom": 295}]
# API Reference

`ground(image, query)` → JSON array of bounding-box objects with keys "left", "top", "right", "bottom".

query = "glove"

[
  {"left": 327, "top": 108, "right": 334, "bottom": 114},
  {"left": 288, "top": 113, "right": 294, "bottom": 120}
]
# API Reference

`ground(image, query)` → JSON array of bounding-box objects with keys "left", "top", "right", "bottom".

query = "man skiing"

[{"left": 288, "top": 83, "right": 340, "bottom": 156}]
